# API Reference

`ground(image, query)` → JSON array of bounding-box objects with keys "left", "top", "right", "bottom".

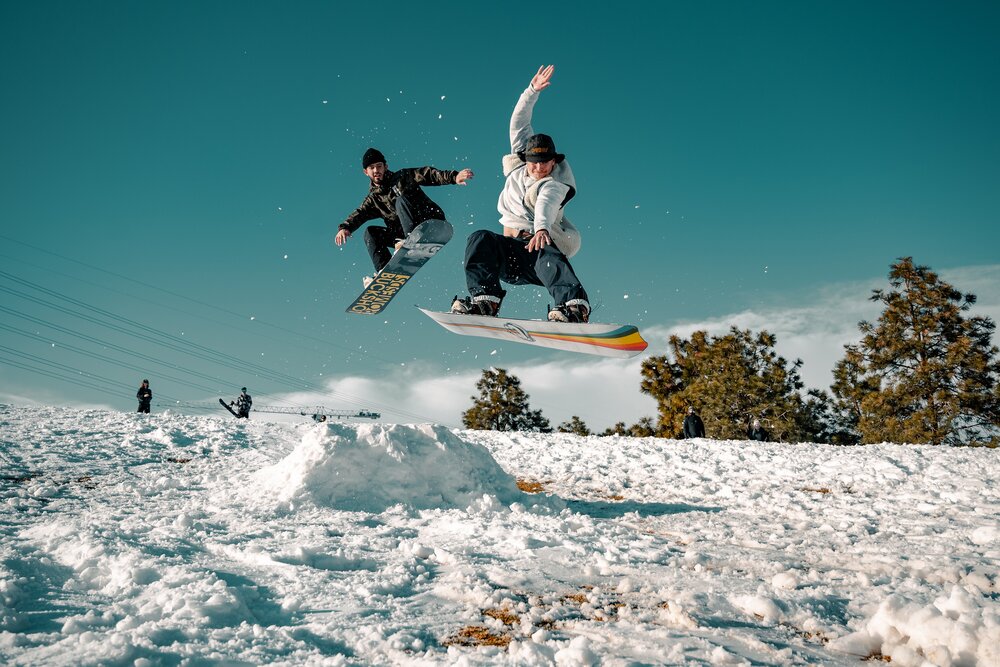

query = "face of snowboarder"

[
  {"left": 526, "top": 158, "right": 556, "bottom": 180},
  {"left": 364, "top": 161, "right": 387, "bottom": 185}
]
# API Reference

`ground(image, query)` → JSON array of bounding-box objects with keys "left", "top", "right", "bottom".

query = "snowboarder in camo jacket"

[
  {"left": 231, "top": 387, "right": 252, "bottom": 419},
  {"left": 335, "top": 148, "right": 473, "bottom": 286}
]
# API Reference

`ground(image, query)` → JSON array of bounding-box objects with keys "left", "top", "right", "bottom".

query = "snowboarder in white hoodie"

[{"left": 451, "top": 65, "right": 590, "bottom": 323}]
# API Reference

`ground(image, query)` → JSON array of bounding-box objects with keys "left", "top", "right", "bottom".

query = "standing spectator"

[
  {"left": 136, "top": 379, "right": 152, "bottom": 414},
  {"left": 230, "top": 387, "right": 252, "bottom": 419},
  {"left": 747, "top": 418, "right": 769, "bottom": 442},
  {"left": 682, "top": 406, "right": 705, "bottom": 438}
]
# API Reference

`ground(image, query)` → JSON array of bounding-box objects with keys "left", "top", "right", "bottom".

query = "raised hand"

[{"left": 531, "top": 65, "right": 555, "bottom": 92}]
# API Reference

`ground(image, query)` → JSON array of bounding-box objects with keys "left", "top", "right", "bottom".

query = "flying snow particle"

[
  {"left": 250, "top": 316, "right": 255, "bottom": 321},
  {"left": 283, "top": 254, "right": 288, "bottom": 259},
  {"left": 490, "top": 350, "right": 498, "bottom": 356},
  {"left": 322, "top": 100, "right": 328, "bottom": 104},
  {"left": 438, "top": 114, "right": 442, "bottom": 119},
  {"left": 624, "top": 294, "right": 629, "bottom": 299},
  {"left": 635, "top": 205, "right": 640, "bottom": 209},
  {"left": 441, "top": 95, "right": 446, "bottom": 100},
  {"left": 454, "top": 137, "right": 458, "bottom": 141}
]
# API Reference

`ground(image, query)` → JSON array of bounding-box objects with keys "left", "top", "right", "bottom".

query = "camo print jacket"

[{"left": 339, "top": 167, "right": 459, "bottom": 236}]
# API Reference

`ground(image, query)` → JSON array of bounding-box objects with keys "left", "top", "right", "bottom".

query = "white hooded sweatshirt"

[{"left": 496, "top": 85, "right": 582, "bottom": 258}]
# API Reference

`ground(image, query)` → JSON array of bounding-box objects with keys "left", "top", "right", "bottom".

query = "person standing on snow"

[
  {"left": 683, "top": 406, "right": 706, "bottom": 438},
  {"left": 747, "top": 418, "right": 769, "bottom": 442},
  {"left": 451, "top": 65, "right": 590, "bottom": 323},
  {"left": 136, "top": 379, "right": 152, "bottom": 414},
  {"left": 231, "top": 387, "right": 252, "bottom": 419},
  {"left": 335, "top": 148, "right": 474, "bottom": 287}
]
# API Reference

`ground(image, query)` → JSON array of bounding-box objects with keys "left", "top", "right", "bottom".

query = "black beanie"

[{"left": 362, "top": 148, "right": 386, "bottom": 169}]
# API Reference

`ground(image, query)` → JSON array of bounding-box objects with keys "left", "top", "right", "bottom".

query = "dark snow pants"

[
  {"left": 363, "top": 195, "right": 430, "bottom": 272},
  {"left": 463, "top": 229, "right": 588, "bottom": 307}
]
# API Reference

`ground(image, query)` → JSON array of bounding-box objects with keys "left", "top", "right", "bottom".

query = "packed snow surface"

[{"left": 1, "top": 405, "right": 998, "bottom": 666}]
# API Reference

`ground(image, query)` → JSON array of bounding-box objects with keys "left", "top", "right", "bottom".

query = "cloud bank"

[{"left": 276, "top": 264, "right": 1000, "bottom": 433}]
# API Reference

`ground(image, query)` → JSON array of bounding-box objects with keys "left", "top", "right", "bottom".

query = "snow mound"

[
  {"left": 257, "top": 423, "right": 525, "bottom": 512},
  {"left": 829, "top": 586, "right": 1000, "bottom": 666}
]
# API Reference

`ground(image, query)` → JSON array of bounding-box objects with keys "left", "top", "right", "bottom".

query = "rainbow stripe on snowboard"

[{"left": 418, "top": 307, "right": 648, "bottom": 358}]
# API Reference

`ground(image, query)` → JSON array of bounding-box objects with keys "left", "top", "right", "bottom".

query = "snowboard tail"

[
  {"left": 418, "top": 307, "right": 648, "bottom": 358},
  {"left": 348, "top": 271, "right": 413, "bottom": 315},
  {"left": 219, "top": 398, "right": 240, "bottom": 418},
  {"left": 347, "top": 219, "right": 453, "bottom": 315}
]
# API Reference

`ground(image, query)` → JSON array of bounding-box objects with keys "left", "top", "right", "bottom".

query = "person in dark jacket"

[
  {"left": 230, "top": 387, "right": 252, "bottom": 419},
  {"left": 335, "top": 148, "right": 474, "bottom": 285},
  {"left": 682, "top": 406, "right": 705, "bottom": 438},
  {"left": 747, "top": 418, "right": 769, "bottom": 442},
  {"left": 136, "top": 379, "right": 152, "bottom": 414}
]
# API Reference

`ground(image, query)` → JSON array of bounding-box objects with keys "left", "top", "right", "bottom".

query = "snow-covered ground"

[{"left": 1, "top": 405, "right": 997, "bottom": 666}]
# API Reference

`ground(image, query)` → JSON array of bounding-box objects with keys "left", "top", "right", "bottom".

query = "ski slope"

[{"left": 1, "top": 405, "right": 997, "bottom": 665}]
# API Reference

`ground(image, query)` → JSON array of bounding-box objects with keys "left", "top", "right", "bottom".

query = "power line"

[
  {"left": 0, "top": 235, "right": 389, "bottom": 362},
  {"left": 0, "top": 345, "right": 181, "bottom": 403},
  {"left": 0, "top": 269, "right": 446, "bottom": 423},
  {"left": 0, "top": 321, "right": 222, "bottom": 396},
  {"left": 0, "top": 273, "right": 311, "bottom": 390},
  {"left": 0, "top": 304, "right": 239, "bottom": 391}
]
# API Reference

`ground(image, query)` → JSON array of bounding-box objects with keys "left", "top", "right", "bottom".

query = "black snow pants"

[
  {"left": 463, "top": 229, "right": 588, "bottom": 308},
  {"left": 363, "top": 195, "right": 434, "bottom": 272}
]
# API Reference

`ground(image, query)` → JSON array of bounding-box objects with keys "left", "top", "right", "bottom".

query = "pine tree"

[
  {"left": 557, "top": 416, "right": 591, "bottom": 436},
  {"left": 831, "top": 257, "right": 1000, "bottom": 445},
  {"left": 600, "top": 422, "right": 628, "bottom": 436},
  {"left": 627, "top": 417, "right": 657, "bottom": 437},
  {"left": 641, "top": 328, "right": 815, "bottom": 441},
  {"left": 462, "top": 368, "right": 551, "bottom": 432},
  {"left": 798, "top": 389, "right": 859, "bottom": 446}
]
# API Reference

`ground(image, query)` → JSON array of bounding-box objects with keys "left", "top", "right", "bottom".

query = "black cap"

[
  {"left": 523, "top": 134, "right": 564, "bottom": 163},
  {"left": 241, "top": 387, "right": 247, "bottom": 392},
  {"left": 362, "top": 148, "right": 386, "bottom": 169},
  {"left": 142, "top": 379, "right": 149, "bottom": 383}
]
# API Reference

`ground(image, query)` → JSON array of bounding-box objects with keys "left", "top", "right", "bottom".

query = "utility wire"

[
  {"left": 0, "top": 304, "right": 241, "bottom": 390},
  {"left": 0, "top": 251, "right": 345, "bottom": 361},
  {"left": 0, "top": 235, "right": 393, "bottom": 362},
  {"left": 0, "top": 273, "right": 311, "bottom": 389},
  {"left": 0, "top": 345, "right": 181, "bottom": 403},
  {"left": 0, "top": 296, "right": 436, "bottom": 422},
  {"left": 0, "top": 354, "right": 121, "bottom": 398},
  {"left": 0, "top": 258, "right": 449, "bottom": 423},
  {"left": 0, "top": 321, "right": 222, "bottom": 396}
]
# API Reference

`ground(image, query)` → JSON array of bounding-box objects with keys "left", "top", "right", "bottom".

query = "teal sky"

[{"left": 2, "top": 1, "right": 999, "bottom": 428}]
